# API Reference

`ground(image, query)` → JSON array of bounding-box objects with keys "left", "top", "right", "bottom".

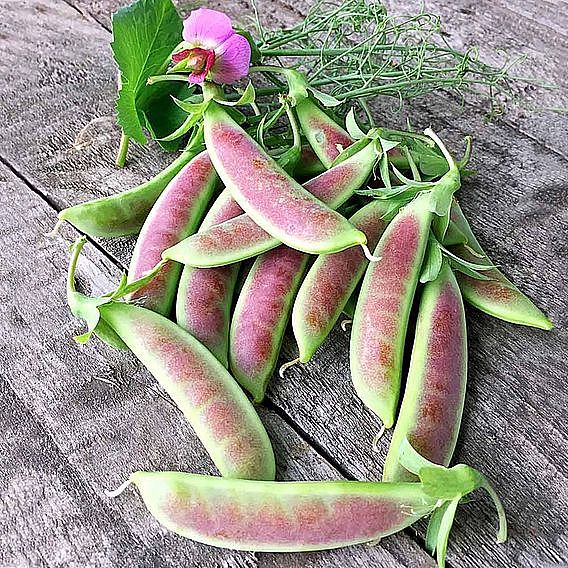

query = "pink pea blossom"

[{"left": 172, "top": 8, "right": 251, "bottom": 85}]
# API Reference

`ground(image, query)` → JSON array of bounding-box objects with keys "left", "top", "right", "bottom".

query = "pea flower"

[{"left": 172, "top": 8, "right": 251, "bottom": 85}]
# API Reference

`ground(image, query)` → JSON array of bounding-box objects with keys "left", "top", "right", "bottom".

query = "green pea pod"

[
  {"left": 108, "top": 439, "right": 506, "bottom": 566},
  {"left": 127, "top": 151, "right": 219, "bottom": 315},
  {"left": 383, "top": 261, "right": 467, "bottom": 482},
  {"left": 67, "top": 238, "right": 275, "bottom": 481},
  {"left": 351, "top": 192, "right": 433, "bottom": 428},
  {"left": 59, "top": 128, "right": 205, "bottom": 237},
  {"left": 292, "top": 200, "right": 392, "bottom": 363},
  {"left": 163, "top": 141, "right": 379, "bottom": 267},
  {"left": 230, "top": 246, "right": 310, "bottom": 402},
  {"left": 449, "top": 202, "right": 552, "bottom": 330},
  {"left": 176, "top": 189, "right": 244, "bottom": 366},
  {"left": 203, "top": 101, "right": 367, "bottom": 255},
  {"left": 295, "top": 98, "right": 353, "bottom": 167}
]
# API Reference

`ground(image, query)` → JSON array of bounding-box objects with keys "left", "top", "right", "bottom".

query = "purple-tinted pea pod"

[
  {"left": 230, "top": 246, "right": 310, "bottom": 402},
  {"left": 292, "top": 200, "right": 392, "bottom": 363},
  {"left": 295, "top": 98, "right": 353, "bottom": 167},
  {"left": 449, "top": 202, "right": 552, "bottom": 330},
  {"left": 101, "top": 303, "right": 275, "bottom": 480},
  {"left": 127, "top": 151, "right": 218, "bottom": 315},
  {"left": 382, "top": 262, "right": 467, "bottom": 482},
  {"left": 203, "top": 101, "right": 366, "bottom": 255},
  {"left": 350, "top": 192, "right": 433, "bottom": 428},
  {"left": 110, "top": 442, "right": 506, "bottom": 564},
  {"left": 66, "top": 239, "right": 275, "bottom": 481},
  {"left": 58, "top": 132, "right": 205, "bottom": 237},
  {"left": 176, "top": 189, "right": 244, "bottom": 366},
  {"left": 163, "top": 142, "right": 378, "bottom": 267}
]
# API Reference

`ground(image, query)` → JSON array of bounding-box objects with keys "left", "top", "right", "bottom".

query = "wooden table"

[{"left": 1, "top": 1, "right": 566, "bottom": 566}]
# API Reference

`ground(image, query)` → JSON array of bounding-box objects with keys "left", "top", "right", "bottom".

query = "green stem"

[
  {"left": 115, "top": 132, "right": 130, "bottom": 168},
  {"left": 147, "top": 74, "right": 189, "bottom": 85},
  {"left": 67, "top": 237, "right": 87, "bottom": 298},
  {"left": 480, "top": 476, "right": 508, "bottom": 544}
]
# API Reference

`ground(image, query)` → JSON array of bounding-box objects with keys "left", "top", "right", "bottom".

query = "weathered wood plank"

[
  {"left": 1, "top": 0, "right": 567, "bottom": 566},
  {"left": 0, "top": 165, "right": 431, "bottom": 566}
]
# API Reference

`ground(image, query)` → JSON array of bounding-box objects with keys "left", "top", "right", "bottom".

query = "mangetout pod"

[
  {"left": 163, "top": 142, "right": 378, "bottom": 267},
  {"left": 295, "top": 98, "right": 353, "bottom": 167},
  {"left": 449, "top": 202, "right": 552, "bottom": 330},
  {"left": 293, "top": 200, "right": 391, "bottom": 363},
  {"left": 382, "top": 262, "right": 467, "bottom": 481},
  {"left": 58, "top": 143, "right": 203, "bottom": 237},
  {"left": 203, "top": 101, "right": 366, "bottom": 255},
  {"left": 126, "top": 472, "right": 434, "bottom": 552},
  {"left": 230, "top": 246, "right": 310, "bottom": 402},
  {"left": 100, "top": 302, "right": 275, "bottom": 481},
  {"left": 350, "top": 193, "right": 432, "bottom": 428},
  {"left": 128, "top": 151, "right": 218, "bottom": 315},
  {"left": 176, "top": 189, "right": 244, "bottom": 366}
]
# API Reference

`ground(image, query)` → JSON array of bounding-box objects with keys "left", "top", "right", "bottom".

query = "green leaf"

[
  {"left": 426, "top": 503, "right": 450, "bottom": 555},
  {"left": 111, "top": 0, "right": 183, "bottom": 144},
  {"left": 143, "top": 83, "right": 193, "bottom": 150},
  {"left": 420, "top": 235, "right": 443, "bottom": 283},
  {"left": 345, "top": 108, "right": 366, "bottom": 139},
  {"left": 435, "top": 497, "right": 461, "bottom": 568},
  {"left": 308, "top": 87, "right": 342, "bottom": 107},
  {"left": 215, "top": 82, "right": 256, "bottom": 107},
  {"left": 419, "top": 464, "right": 480, "bottom": 500}
]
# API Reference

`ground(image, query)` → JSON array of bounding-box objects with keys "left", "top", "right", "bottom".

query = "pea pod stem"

[{"left": 115, "top": 131, "right": 130, "bottom": 168}]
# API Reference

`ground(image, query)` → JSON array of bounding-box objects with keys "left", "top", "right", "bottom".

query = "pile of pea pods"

[{"left": 60, "top": 94, "right": 551, "bottom": 566}]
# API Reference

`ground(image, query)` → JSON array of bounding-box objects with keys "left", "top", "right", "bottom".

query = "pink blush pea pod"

[
  {"left": 292, "top": 199, "right": 392, "bottom": 363},
  {"left": 176, "top": 189, "right": 244, "bottom": 366},
  {"left": 449, "top": 201, "right": 552, "bottom": 330},
  {"left": 295, "top": 98, "right": 353, "bottom": 168},
  {"left": 129, "top": 471, "right": 434, "bottom": 552},
  {"left": 382, "top": 262, "right": 467, "bottom": 482},
  {"left": 100, "top": 301, "right": 275, "bottom": 481},
  {"left": 203, "top": 101, "right": 366, "bottom": 255},
  {"left": 230, "top": 246, "right": 310, "bottom": 402},
  {"left": 350, "top": 193, "right": 433, "bottom": 429},
  {"left": 127, "top": 151, "right": 218, "bottom": 315}
]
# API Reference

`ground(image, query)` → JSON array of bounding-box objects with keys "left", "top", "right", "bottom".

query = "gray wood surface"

[{"left": 1, "top": 0, "right": 567, "bottom": 567}]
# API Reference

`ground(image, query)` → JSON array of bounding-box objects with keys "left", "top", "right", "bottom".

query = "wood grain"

[{"left": 0, "top": 0, "right": 567, "bottom": 566}]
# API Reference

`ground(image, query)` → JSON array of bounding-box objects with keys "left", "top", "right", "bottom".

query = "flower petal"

[
  {"left": 211, "top": 33, "right": 251, "bottom": 85},
  {"left": 183, "top": 8, "right": 234, "bottom": 48}
]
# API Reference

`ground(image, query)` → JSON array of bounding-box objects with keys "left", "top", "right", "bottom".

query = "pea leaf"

[{"left": 111, "top": 0, "right": 183, "bottom": 144}]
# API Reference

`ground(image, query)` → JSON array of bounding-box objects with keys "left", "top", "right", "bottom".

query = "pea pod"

[
  {"left": 449, "top": 202, "right": 552, "bottom": 330},
  {"left": 295, "top": 98, "right": 353, "bottom": 167},
  {"left": 350, "top": 192, "right": 434, "bottom": 428},
  {"left": 176, "top": 189, "right": 244, "bottom": 366},
  {"left": 67, "top": 238, "right": 275, "bottom": 481},
  {"left": 108, "top": 440, "right": 506, "bottom": 567},
  {"left": 128, "top": 151, "right": 218, "bottom": 315},
  {"left": 230, "top": 246, "right": 310, "bottom": 402},
  {"left": 383, "top": 261, "right": 467, "bottom": 482},
  {"left": 294, "top": 145, "right": 327, "bottom": 178},
  {"left": 58, "top": 130, "right": 205, "bottom": 237},
  {"left": 163, "top": 141, "right": 379, "bottom": 267},
  {"left": 292, "top": 200, "right": 391, "bottom": 363},
  {"left": 203, "top": 101, "right": 367, "bottom": 255}
]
